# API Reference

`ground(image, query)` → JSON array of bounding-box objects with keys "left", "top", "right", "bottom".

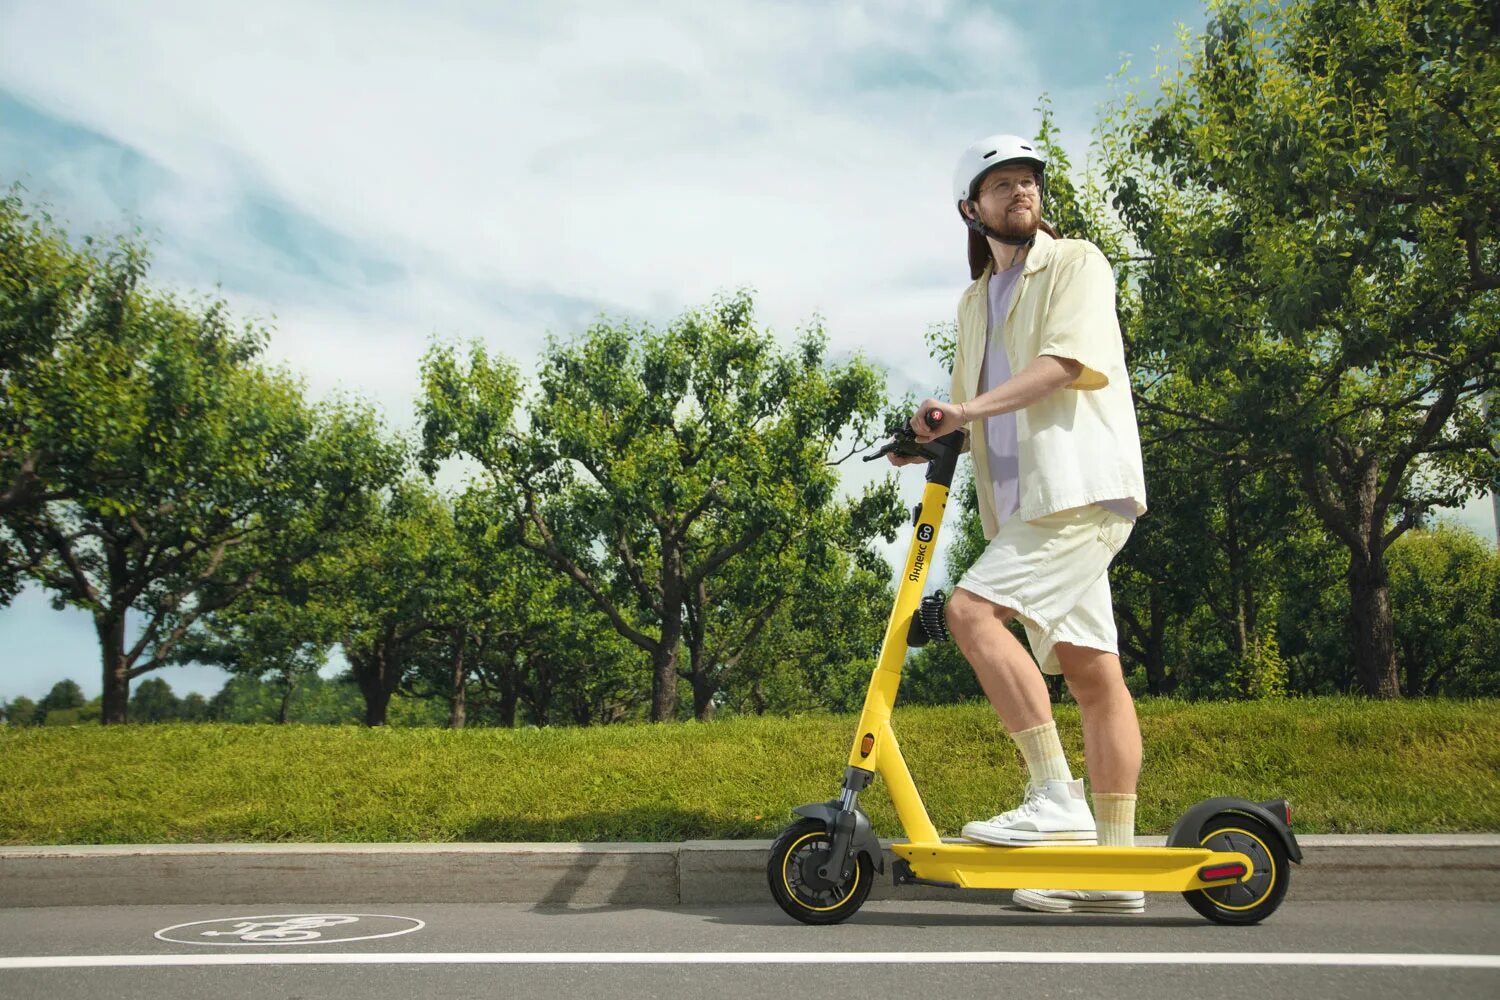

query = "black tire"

[
  {"left": 1178, "top": 812, "right": 1291, "bottom": 925},
  {"left": 766, "top": 818, "right": 874, "bottom": 925}
]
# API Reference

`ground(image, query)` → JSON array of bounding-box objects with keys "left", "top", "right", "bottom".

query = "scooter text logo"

[
  {"left": 909, "top": 537, "right": 931, "bottom": 581},
  {"left": 917, "top": 524, "right": 934, "bottom": 543}
]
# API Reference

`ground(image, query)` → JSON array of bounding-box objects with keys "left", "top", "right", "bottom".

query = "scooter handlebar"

[{"left": 861, "top": 408, "right": 949, "bottom": 462}]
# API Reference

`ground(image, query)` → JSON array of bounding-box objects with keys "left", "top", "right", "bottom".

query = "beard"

[{"left": 982, "top": 200, "right": 1041, "bottom": 241}]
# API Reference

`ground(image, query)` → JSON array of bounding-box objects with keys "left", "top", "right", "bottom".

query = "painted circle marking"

[{"left": 155, "top": 913, "right": 425, "bottom": 947}]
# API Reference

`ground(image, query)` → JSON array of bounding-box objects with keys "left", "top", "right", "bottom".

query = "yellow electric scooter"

[{"left": 767, "top": 411, "right": 1301, "bottom": 926}]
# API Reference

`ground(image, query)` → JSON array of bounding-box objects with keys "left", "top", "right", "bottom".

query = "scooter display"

[{"left": 767, "top": 410, "right": 1301, "bottom": 925}]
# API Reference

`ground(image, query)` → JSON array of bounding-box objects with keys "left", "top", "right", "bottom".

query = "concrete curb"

[{"left": 3, "top": 836, "right": 1498, "bottom": 908}]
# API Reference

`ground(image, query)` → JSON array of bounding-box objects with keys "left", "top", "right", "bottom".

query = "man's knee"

[
  {"left": 947, "top": 586, "right": 1017, "bottom": 642},
  {"left": 1057, "top": 644, "right": 1129, "bottom": 703}
]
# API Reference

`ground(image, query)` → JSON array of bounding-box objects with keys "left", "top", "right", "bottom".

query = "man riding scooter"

[{"left": 892, "top": 134, "right": 1149, "bottom": 913}]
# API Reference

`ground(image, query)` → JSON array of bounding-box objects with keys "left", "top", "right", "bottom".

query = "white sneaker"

[
  {"left": 1013, "top": 888, "right": 1145, "bottom": 913},
  {"left": 960, "top": 778, "right": 1097, "bottom": 845}
]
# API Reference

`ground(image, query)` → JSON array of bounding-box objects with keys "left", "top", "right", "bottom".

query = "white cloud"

[
  {"left": 0, "top": 1, "right": 1230, "bottom": 702},
  {"left": 0, "top": 0, "right": 1048, "bottom": 381}
]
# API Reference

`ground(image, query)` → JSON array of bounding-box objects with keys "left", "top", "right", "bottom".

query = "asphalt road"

[{"left": 2, "top": 896, "right": 1497, "bottom": 1000}]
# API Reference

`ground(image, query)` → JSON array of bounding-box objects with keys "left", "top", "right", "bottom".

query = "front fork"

[{"left": 804, "top": 766, "right": 880, "bottom": 883}]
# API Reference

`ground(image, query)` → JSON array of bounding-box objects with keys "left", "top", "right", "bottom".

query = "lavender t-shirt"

[
  {"left": 981, "top": 266, "right": 1137, "bottom": 529},
  {"left": 980, "top": 267, "right": 1025, "bottom": 527}
]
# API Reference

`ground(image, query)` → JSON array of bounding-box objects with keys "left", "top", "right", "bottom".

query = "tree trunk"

[
  {"left": 98, "top": 611, "right": 129, "bottom": 725},
  {"left": 690, "top": 671, "right": 716, "bottom": 721},
  {"left": 361, "top": 680, "right": 393, "bottom": 726},
  {"left": 447, "top": 633, "right": 467, "bottom": 730},
  {"left": 351, "top": 649, "right": 395, "bottom": 726},
  {"left": 499, "top": 669, "right": 518, "bottom": 727},
  {"left": 523, "top": 657, "right": 554, "bottom": 726},
  {"left": 651, "top": 620, "right": 682, "bottom": 722},
  {"left": 276, "top": 668, "right": 296, "bottom": 725},
  {"left": 1348, "top": 550, "right": 1400, "bottom": 698},
  {"left": 1400, "top": 636, "right": 1422, "bottom": 697},
  {"left": 1140, "top": 592, "right": 1175, "bottom": 695}
]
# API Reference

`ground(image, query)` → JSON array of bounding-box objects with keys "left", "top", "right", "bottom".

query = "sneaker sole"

[
  {"left": 1012, "top": 889, "right": 1145, "bottom": 913},
  {"left": 960, "top": 829, "right": 1098, "bottom": 846}
]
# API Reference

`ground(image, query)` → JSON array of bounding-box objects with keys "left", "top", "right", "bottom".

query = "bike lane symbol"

[
  {"left": 198, "top": 915, "right": 362, "bottom": 942},
  {"left": 155, "top": 913, "right": 425, "bottom": 946}
]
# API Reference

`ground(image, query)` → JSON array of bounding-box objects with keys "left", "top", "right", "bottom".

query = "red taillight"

[
  {"left": 1285, "top": 801, "right": 1293, "bottom": 825},
  {"left": 1199, "top": 863, "right": 1247, "bottom": 881}
]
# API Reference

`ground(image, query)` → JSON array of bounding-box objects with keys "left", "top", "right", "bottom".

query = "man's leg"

[
  {"left": 947, "top": 587, "right": 1094, "bottom": 845},
  {"left": 1055, "top": 643, "right": 1141, "bottom": 795},
  {"left": 946, "top": 586, "right": 1052, "bottom": 733},
  {"left": 1012, "top": 642, "right": 1145, "bottom": 913}
]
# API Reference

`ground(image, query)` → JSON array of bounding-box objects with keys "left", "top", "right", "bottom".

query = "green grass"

[{"left": 3, "top": 697, "right": 1497, "bottom": 844}]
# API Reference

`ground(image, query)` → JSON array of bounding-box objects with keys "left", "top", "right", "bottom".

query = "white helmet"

[
  {"left": 953, "top": 134, "right": 1051, "bottom": 278},
  {"left": 952, "top": 134, "right": 1047, "bottom": 205}
]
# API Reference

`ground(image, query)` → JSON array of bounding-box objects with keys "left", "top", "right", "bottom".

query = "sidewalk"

[{"left": 3, "top": 835, "right": 1497, "bottom": 908}]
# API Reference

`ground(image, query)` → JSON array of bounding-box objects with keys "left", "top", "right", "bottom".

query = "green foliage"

[
  {"left": 421, "top": 290, "right": 904, "bottom": 722},
  {"left": 1, "top": 698, "right": 1496, "bottom": 843},
  {"left": 207, "top": 672, "right": 364, "bottom": 724},
  {"left": 321, "top": 479, "right": 462, "bottom": 726},
  {"left": 1387, "top": 524, "right": 1500, "bottom": 696},
  {"left": 2, "top": 695, "right": 39, "bottom": 726},
  {"left": 37, "top": 678, "right": 85, "bottom": 715},
  {"left": 0, "top": 192, "right": 404, "bottom": 722},
  {"left": 128, "top": 678, "right": 180, "bottom": 723},
  {"left": 43, "top": 695, "right": 102, "bottom": 726},
  {"left": 1094, "top": 0, "right": 1500, "bottom": 698}
]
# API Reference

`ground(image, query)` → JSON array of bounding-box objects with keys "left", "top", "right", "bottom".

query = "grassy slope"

[{"left": 3, "top": 698, "right": 1497, "bottom": 844}]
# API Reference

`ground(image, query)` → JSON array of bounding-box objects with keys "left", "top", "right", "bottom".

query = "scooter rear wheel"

[
  {"left": 767, "top": 818, "right": 873, "bottom": 925},
  {"left": 1179, "top": 812, "right": 1290, "bottom": 925}
]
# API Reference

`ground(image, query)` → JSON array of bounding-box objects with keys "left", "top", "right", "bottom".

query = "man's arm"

[
  {"left": 958, "top": 354, "right": 1083, "bottom": 422},
  {"left": 912, "top": 355, "right": 1082, "bottom": 441}
]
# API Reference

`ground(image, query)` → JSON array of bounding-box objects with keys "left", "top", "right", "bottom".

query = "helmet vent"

[{"left": 982, "top": 150, "right": 997, "bottom": 159}]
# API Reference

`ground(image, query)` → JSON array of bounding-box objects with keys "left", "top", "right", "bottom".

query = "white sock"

[
  {"left": 1010, "top": 721, "right": 1072, "bottom": 785},
  {"left": 1093, "top": 792, "right": 1137, "bottom": 847}
]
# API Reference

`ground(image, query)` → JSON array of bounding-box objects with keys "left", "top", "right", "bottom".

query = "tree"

[
  {"left": 677, "top": 490, "right": 898, "bottom": 720},
  {"left": 171, "top": 562, "right": 340, "bottom": 724},
  {"left": 3, "top": 212, "right": 403, "bottom": 722},
  {"left": 2, "top": 695, "right": 39, "bottom": 726},
  {"left": 400, "top": 484, "right": 527, "bottom": 729},
  {"left": 1386, "top": 523, "right": 1500, "bottom": 695},
  {"left": 128, "top": 677, "right": 181, "bottom": 722},
  {"left": 207, "top": 673, "right": 281, "bottom": 723},
  {"left": 37, "top": 678, "right": 85, "bottom": 716},
  {"left": 420, "top": 291, "right": 904, "bottom": 722},
  {"left": 326, "top": 479, "right": 459, "bottom": 726},
  {"left": 714, "top": 543, "right": 892, "bottom": 716},
  {"left": 179, "top": 691, "right": 209, "bottom": 722},
  {"left": 1099, "top": 0, "right": 1500, "bottom": 696},
  {"left": 0, "top": 190, "right": 96, "bottom": 606}
]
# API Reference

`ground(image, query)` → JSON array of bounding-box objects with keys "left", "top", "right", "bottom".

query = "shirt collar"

[
  {"left": 1023, "top": 228, "right": 1057, "bottom": 275},
  {"left": 977, "top": 228, "right": 1058, "bottom": 284}
]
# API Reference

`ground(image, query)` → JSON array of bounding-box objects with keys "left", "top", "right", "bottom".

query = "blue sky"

[{"left": 1, "top": 0, "right": 1493, "bottom": 703}]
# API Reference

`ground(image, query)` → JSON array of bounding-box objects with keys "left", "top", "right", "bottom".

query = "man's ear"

[{"left": 959, "top": 200, "right": 976, "bottom": 221}]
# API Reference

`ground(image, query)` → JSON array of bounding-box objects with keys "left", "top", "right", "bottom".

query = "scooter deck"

[{"left": 891, "top": 842, "right": 1256, "bottom": 892}]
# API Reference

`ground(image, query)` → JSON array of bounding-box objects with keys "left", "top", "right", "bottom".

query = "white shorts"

[{"left": 954, "top": 504, "right": 1133, "bottom": 675}]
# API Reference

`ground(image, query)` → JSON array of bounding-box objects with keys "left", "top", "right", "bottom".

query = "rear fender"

[{"left": 1167, "top": 796, "right": 1303, "bottom": 864}]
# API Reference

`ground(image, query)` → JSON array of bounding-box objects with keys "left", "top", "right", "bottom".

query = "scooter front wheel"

[{"left": 767, "top": 818, "right": 873, "bottom": 925}]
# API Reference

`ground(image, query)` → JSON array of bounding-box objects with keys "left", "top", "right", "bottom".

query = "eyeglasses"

[{"left": 980, "top": 175, "right": 1039, "bottom": 197}]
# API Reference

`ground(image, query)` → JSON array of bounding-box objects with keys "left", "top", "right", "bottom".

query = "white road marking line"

[{"left": 1, "top": 952, "right": 1497, "bottom": 970}]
